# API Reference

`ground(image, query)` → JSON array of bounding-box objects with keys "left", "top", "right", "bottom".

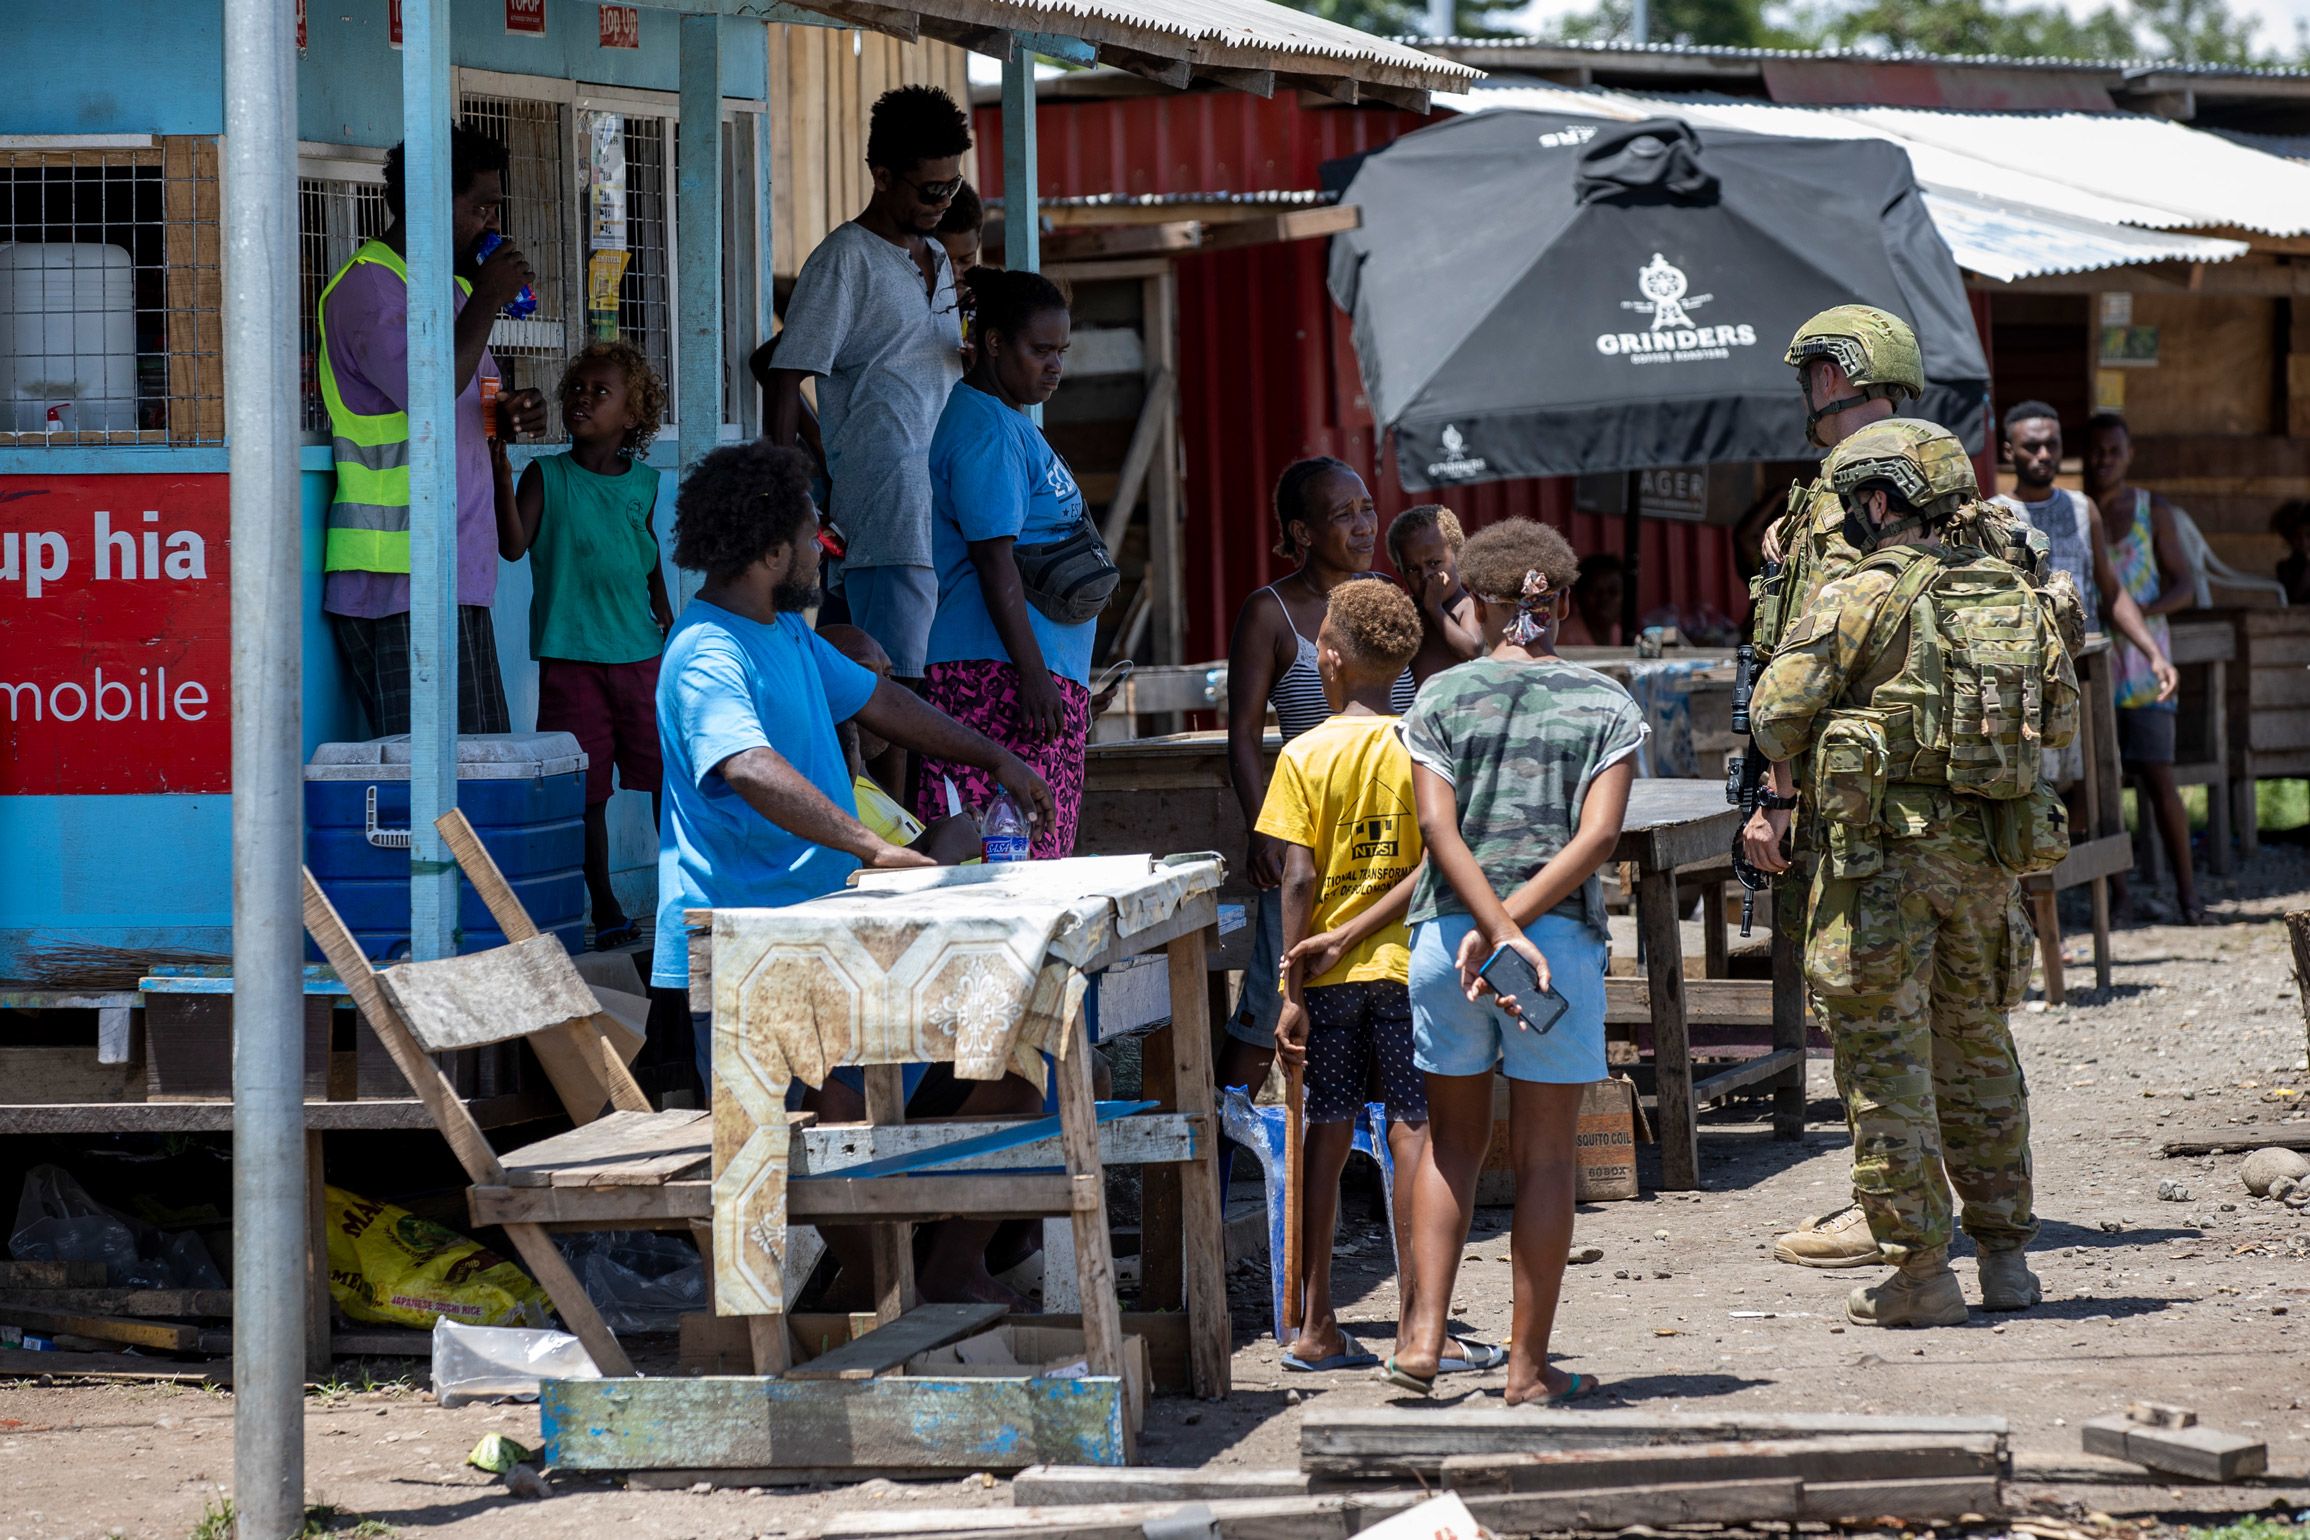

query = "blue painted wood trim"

[
  {"left": 1001, "top": 53, "right": 1042, "bottom": 427},
  {"left": 675, "top": 14, "right": 724, "bottom": 483}
]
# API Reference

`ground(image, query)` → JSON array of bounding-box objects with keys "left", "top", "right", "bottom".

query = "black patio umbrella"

[{"left": 1326, "top": 112, "right": 1991, "bottom": 496}]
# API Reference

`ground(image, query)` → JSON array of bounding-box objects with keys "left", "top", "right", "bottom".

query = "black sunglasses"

[{"left": 896, "top": 170, "right": 964, "bottom": 205}]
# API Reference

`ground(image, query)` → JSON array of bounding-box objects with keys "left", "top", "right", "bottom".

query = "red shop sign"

[
  {"left": 0, "top": 476, "right": 232, "bottom": 795},
  {"left": 388, "top": 0, "right": 402, "bottom": 48},
  {"left": 297, "top": 0, "right": 307, "bottom": 50},
  {"left": 599, "top": 3, "right": 641, "bottom": 49},
  {"left": 506, "top": 0, "right": 547, "bottom": 36}
]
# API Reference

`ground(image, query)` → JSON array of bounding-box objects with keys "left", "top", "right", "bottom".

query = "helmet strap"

[{"left": 1804, "top": 392, "right": 1875, "bottom": 448}]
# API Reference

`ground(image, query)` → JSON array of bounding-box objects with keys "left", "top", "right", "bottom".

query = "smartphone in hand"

[{"left": 1477, "top": 944, "right": 1569, "bottom": 1035}]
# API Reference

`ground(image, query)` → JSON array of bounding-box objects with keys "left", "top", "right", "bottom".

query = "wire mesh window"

[
  {"left": 460, "top": 91, "right": 576, "bottom": 432},
  {"left": 0, "top": 141, "right": 220, "bottom": 445},
  {"left": 591, "top": 111, "right": 673, "bottom": 398},
  {"left": 297, "top": 172, "right": 386, "bottom": 434}
]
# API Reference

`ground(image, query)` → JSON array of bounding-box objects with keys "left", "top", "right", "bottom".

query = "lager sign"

[{"left": 0, "top": 476, "right": 230, "bottom": 795}]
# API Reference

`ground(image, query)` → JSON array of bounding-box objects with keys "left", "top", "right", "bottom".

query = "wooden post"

[
  {"left": 1165, "top": 925, "right": 1231, "bottom": 1398},
  {"left": 2025, "top": 880, "right": 2064, "bottom": 1007},
  {"left": 2286, "top": 909, "right": 2310, "bottom": 1066},
  {"left": 305, "top": 1130, "right": 331, "bottom": 1377},
  {"left": 862, "top": 1065, "right": 917, "bottom": 1325},
  {"left": 1637, "top": 867, "right": 1699, "bottom": 1190},
  {"left": 1146, "top": 267, "right": 1185, "bottom": 668},
  {"left": 1139, "top": 1015, "right": 1183, "bottom": 1311},
  {"left": 1052, "top": 1024, "right": 1125, "bottom": 1388}
]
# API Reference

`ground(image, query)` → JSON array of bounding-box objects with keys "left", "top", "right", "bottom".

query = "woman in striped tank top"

[{"left": 1219, "top": 458, "right": 1419, "bottom": 1118}]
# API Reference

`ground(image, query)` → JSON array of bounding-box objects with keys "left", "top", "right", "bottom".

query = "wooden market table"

[
  {"left": 556, "top": 859, "right": 1233, "bottom": 1477},
  {"left": 1081, "top": 736, "right": 1805, "bottom": 1192}
]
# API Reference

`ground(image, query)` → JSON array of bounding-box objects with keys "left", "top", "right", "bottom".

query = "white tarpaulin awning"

[{"left": 1431, "top": 78, "right": 2270, "bottom": 280}]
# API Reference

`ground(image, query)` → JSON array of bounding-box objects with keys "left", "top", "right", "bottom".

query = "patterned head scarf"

[{"left": 1501, "top": 568, "right": 1553, "bottom": 646}]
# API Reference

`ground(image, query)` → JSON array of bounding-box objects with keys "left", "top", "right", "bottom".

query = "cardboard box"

[{"left": 1476, "top": 1075, "right": 1640, "bottom": 1204}]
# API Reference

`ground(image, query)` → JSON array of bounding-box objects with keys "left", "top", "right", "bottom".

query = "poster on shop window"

[{"left": 0, "top": 474, "right": 230, "bottom": 795}]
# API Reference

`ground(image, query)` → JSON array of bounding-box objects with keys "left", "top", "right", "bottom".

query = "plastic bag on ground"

[
  {"left": 431, "top": 1318, "right": 600, "bottom": 1407},
  {"left": 326, "top": 1187, "right": 551, "bottom": 1330},
  {"left": 556, "top": 1230, "right": 704, "bottom": 1335},
  {"left": 10, "top": 1164, "right": 225, "bottom": 1289}
]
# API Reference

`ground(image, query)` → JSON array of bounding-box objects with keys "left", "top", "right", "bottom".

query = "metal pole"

[
  {"left": 1630, "top": 0, "right": 1650, "bottom": 45},
  {"left": 403, "top": 0, "right": 460, "bottom": 962},
  {"left": 1001, "top": 44, "right": 1040, "bottom": 424},
  {"left": 222, "top": 0, "right": 306, "bottom": 1530},
  {"left": 1425, "top": 0, "right": 1453, "bottom": 39},
  {"left": 677, "top": 13, "right": 725, "bottom": 483}
]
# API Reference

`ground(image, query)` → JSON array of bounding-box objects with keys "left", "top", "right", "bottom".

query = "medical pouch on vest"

[
  {"left": 1810, "top": 712, "right": 1888, "bottom": 879},
  {"left": 1986, "top": 780, "right": 2071, "bottom": 877}
]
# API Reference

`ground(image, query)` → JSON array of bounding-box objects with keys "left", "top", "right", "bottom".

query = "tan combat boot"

[
  {"left": 1976, "top": 1248, "right": 2042, "bottom": 1311},
  {"left": 1772, "top": 1204, "right": 1879, "bottom": 1269},
  {"left": 1847, "top": 1248, "right": 1969, "bottom": 1327}
]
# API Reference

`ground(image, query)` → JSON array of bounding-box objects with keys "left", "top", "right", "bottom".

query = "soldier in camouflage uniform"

[
  {"left": 1746, "top": 307, "right": 2024, "bottom": 1271},
  {"left": 1749, "top": 419, "right": 2074, "bottom": 1326}
]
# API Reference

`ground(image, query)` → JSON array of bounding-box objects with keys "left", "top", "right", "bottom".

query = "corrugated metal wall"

[{"left": 978, "top": 92, "right": 1742, "bottom": 660}]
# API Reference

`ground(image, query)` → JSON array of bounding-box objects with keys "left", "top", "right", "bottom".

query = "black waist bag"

[{"left": 1014, "top": 515, "right": 1120, "bottom": 626}]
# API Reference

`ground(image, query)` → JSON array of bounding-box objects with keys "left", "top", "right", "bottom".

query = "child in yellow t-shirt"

[{"left": 1257, "top": 579, "right": 1502, "bottom": 1378}]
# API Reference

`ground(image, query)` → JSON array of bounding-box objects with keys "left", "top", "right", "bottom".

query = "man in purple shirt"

[{"left": 318, "top": 125, "right": 549, "bottom": 737}]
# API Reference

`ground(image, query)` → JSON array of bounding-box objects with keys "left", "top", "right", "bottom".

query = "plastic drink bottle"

[
  {"left": 980, "top": 788, "right": 1030, "bottom": 864},
  {"left": 474, "top": 231, "right": 539, "bottom": 319}
]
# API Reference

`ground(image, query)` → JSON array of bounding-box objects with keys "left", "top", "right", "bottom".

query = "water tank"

[{"left": 0, "top": 242, "right": 139, "bottom": 434}]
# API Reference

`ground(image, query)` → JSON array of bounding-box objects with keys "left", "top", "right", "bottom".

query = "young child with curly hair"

[
  {"left": 498, "top": 339, "right": 674, "bottom": 948},
  {"left": 1257, "top": 576, "right": 1502, "bottom": 1376},
  {"left": 1385, "top": 503, "right": 1482, "bottom": 686},
  {"left": 1386, "top": 518, "right": 1646, "bottom": 1406}
]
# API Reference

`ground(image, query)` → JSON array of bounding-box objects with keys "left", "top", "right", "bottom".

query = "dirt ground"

[{"left": 4, "top": 848, "right": 2309, "bottom": 1540}]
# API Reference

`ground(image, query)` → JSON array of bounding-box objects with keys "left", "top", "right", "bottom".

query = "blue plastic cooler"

[{"left": 304, "top": 733, "right": 588, "bottom": 961}]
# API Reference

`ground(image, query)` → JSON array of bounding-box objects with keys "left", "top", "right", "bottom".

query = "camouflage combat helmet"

[
  {"left": 1825, "top": 418, "right": 1978, "bottom": 546},
  {"left": 1785, "top": 305, "right": 1926, "bottom": 447}
]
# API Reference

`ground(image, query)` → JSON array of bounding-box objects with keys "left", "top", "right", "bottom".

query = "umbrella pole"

[{"left": 1622, "top": 469, "right": 1644, "bottom": 641}]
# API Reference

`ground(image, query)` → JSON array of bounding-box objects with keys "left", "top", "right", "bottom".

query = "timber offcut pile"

[{"left": 818, "top": 1408, "right": 2013, "bottom": 1540}]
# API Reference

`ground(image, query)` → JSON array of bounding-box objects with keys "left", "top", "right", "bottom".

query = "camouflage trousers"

[{"left": 1803, "top": 816, "right": 2038, "bottom": 1260}]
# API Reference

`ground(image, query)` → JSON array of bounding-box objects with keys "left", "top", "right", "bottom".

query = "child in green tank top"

[{"left": 498, "top": 340, "right": 673, "bottom": 950}]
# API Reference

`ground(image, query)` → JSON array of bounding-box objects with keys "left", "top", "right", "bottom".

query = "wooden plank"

[
  {"left": 1165, "top": 926, "right": 1230, "bottom": 1400},
  {"left": 1440, "top": 1435, "right": 2005, "bottom": 1494},
  {"left": 1196, "top": 205, "right": 1361, "bottom": 253},
  {"left": 375, "top": 935, "right": 601, "bottom": 1054},
  {"left": 0, "top": 1307, "right": 221, "bottom": 1355},
  {"left": 797, "top": 1110, "right": 1203, "bottom": 1176},
  {"left": 861, "top": 1063, "right": 918, "bottom": 1325},
  {"left": 2082, "top": 1414, "right": 2267, "bottom": 1482},
  {"left": 0, "top": 1262, "right": 108, "bottom": 1291},
  {"left": 0, "top": 1092, "right": 552, "bottom": 1136},
  {"left": 0, "top": 1347, "right": 230, "bottom": 1385},
  {"left": 2159, "top": 1127, "right": 2310, "bottom": 1155},
  {"left": 1692, "top": 1047, "right": 1806, "bottom": 1104},
  {"left": 1012, "top": 1466, "right": 1312, "bottom": 1506},
  {"left": 786, "top": 1302, "right": 1008, "bottom": 1380},
  {"left": 1801, "top": 1475, "right": 2004, "bottom": 1520},
  {"left": 0, "top": 1045, "right": 143, "bottom": 1104},
  {"left": 472, "top": 1180, "right": 710, "bottom": 1227},
  {"left": 787, "top": 1172, "right": 1085, "bottom": 1221},
  {"left": 2048, "top": 832, "right": 2134, "bottom": 890},
  {"left": 1605, "top": 976, "right": 1775, "bottom": 1026},
  {"left": 306, "top": 1129, "right": 331, "bottom": 1376},
  {"left": 501, "top": 1219, "right": 635, "bottom": 1378},
  {"left": 818, "top": 1493, "right": 1390, "bottom": 1540},
  {"left": 1302, "top": 1408, "right": 2011, "bottom": 1479},
  {"left": 541, "top": 1372, "right": 1132, "bottom": 1472},
  {"left": 500, "top": 1108, "right": 712, "bottom": 1187}
]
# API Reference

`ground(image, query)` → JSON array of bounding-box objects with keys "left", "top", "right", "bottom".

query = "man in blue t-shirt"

[{"left": 649, "top": 441, "right": 1053, "bottom": 1044}]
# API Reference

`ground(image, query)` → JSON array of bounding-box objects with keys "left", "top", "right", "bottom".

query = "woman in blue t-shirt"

[{"left": 916, "top": 269, "right": 1113, "bottom": 856}]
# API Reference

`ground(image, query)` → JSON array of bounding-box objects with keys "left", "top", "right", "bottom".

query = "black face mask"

[{"left": 1841, "top": 503, "right": 1877, "bottom": 555}]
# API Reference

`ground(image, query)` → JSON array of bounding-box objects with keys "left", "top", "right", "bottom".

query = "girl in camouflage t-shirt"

[{"left": 1386, "top": 519, "right": 1646, "bottom": 1407}]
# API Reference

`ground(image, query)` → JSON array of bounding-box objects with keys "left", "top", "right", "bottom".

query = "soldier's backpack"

[{"left": 1842, "top": 543, "right": 2080, "bottom": 874}]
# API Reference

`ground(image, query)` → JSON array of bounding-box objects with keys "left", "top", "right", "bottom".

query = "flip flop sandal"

[
  {"left": 1535, "top": 1371, "right": 1604, "bottom": 1407},
  {"left": 1434, "top": 1336, "right": 1506, "bottom": 1373},
  {"left": 1378, "top": 1356, "right": 1436, "bottom": 1396},
  {"left": 1283, "top": 1331, "right": 1380, "bottom": 1373}
]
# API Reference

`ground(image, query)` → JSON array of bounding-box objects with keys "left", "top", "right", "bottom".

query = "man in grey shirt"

[{"left": 766, "top": 85, "right": 970, "bottom": 681}]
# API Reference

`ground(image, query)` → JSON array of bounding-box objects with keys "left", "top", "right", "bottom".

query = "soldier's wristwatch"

[{"left": 1759, "top": 790, "right": 1801, "bottom": 812}]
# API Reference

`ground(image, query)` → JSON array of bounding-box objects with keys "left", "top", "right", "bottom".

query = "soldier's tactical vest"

[{"left": 1813, "top": 544, "right": 2080, "bottom": 878}]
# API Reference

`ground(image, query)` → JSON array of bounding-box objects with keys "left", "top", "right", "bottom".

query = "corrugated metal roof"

[
  {"left": 2215, "top": 128, "right": 2310, "bottom": 161},
  {"left": 1408, "top": 36, "right": 2310, "bottom": 79},
  {"left": 1432, "top": 80, "right": 2267, "bottom": 278},
  {"left": 986, "top": 188, "right": 1333, "bottom": 210},
  {"left": 1843, "top": 107, "right": 2310, "bottom": 235}
]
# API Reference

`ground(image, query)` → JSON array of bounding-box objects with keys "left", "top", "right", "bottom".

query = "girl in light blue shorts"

[{"left": 1381, "top": 518, "right": 1646, "bottom": 1409}]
